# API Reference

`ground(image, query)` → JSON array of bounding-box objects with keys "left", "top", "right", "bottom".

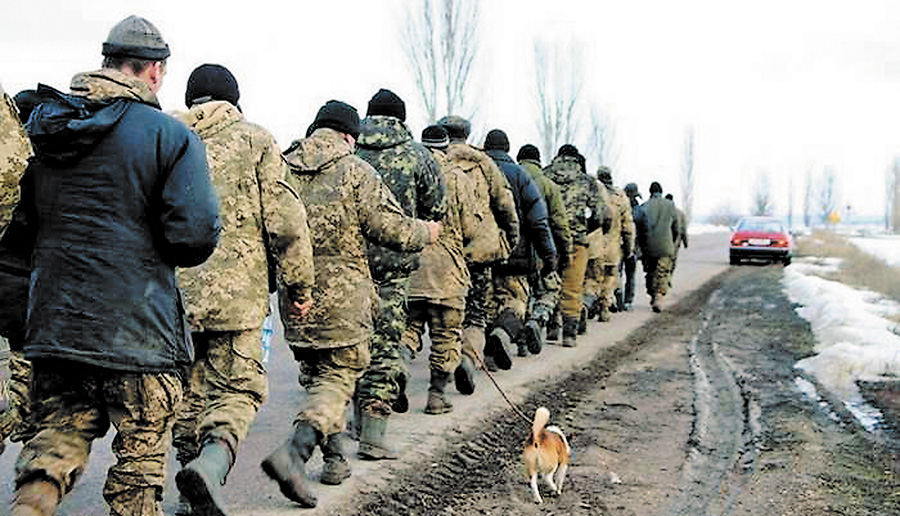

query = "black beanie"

[
  {"left": 650, "top": 181, "right": 663, "bottom": 194},
  {"left": 421, "top": 125, "right": 449, "bottom": 149},
  {"left": 517, "top": 144, "right": 540, "bottom": 162},
  {"left": 483, "top": 129, "right": 509, "bottom": 152},
  {"left": 311, "top": 100, "right": 360, "bottom": 139},
  {"left": 557, "top": 144, "right": 579, "bottom": 157},
  {"left": 185, "top": 64, "right": 240, "bottom": 109},
  {"left": 597, "top": 165, "right": 613, "bottom": 186},
  {"left": 367, "top": 88, "right": 406, "bottom": 121}
]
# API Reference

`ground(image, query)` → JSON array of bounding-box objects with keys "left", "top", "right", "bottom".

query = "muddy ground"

[{"left": 336, "top": 265, "right": 900, "bottom": 516}]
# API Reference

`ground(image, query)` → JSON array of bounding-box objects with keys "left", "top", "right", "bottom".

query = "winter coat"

[
  {"left": 634, "top": 192, "right": 680, "bottom": 258},
  {"left": 544, "top": 155, "right": 607, "bottom": 247},
  {"left": 356, "top": 115, "right": 446, "bottom": 280},
  {"left": 675, "top": 207, "right": 689, "bottom": 250},
  {"left": 0, "top": 83, "right": 32, "bottom": 234},
  {"left": 407, "top": 149, "right": 476, "bottom": 309},
  {"left": 283, "top": 128, "right": 429, "bottom": 349},
  {"left": 485, "top": 149, "right": 556, "bottom": 276},
  {"left": 22, "top": 70, "right": 220, "bottom": 372},
  {"left": 519, "top": 158, "right": 572, "bottom": 258},
  {"left": 176, "top": 100, "right": 314, "bottom": 331},
  {"left": 444, "top": 143, "right": 519, "bottom": 265},
  {"left": 589, "top": 185, "right": 634, "bottom": 265}
]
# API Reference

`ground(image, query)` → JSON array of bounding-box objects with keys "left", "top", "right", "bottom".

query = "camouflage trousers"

[
  {"left": 356, "top": 274, "right": 410, "bottom": 407},
  {"left": 486, "top": 273, "right": 530, "bottom": 342},
  {"left": 642, "top": 256, "right": 675, "bottom": 296},
  {"left": 292, "top": 342, "right": 370, "bottom": 436},
  {"left": 559, "top": 245, "right": 590, "bottom": 318},
  {"left": 584, "top": 259, "right": 620, "bottom": 308},
  {"left": 528, "top": 270, "right": 561, "bottom": 324},
  {"left": 15, "top": 359, "right": 182, "bottom": 516},
  {"left": 401, "top": 301, "right": 463, "bottom": 374},
  {"left": 463, "top": 264, "right": 493, "bottom": 329},
  {"left": 0, "top": 350, "right": 35, "bottom": 446},
  {"left": 172, "top": 329, "right": 267, "bottom": 464}
]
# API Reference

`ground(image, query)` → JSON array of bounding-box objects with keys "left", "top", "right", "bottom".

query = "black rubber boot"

[
  {"left": 357, "top": 401, "right": 397, "bottom": 460},
  {"left": 320, "top": 433, "right": 351, "bottom": 485},
  {"left": 522, "top": 319, "right": 544, "bottom": 355},
  {"left": 562, "top": 316, "right": 578, "bottom": 347},
  {"left": 486, "top": 327, "right": 514, "bottom": 371},
  {"left": 261, "top": 421, "right": 320, "bottom": 508},
  {"left": 546, "top": 311, "right": 560, "bottom": 342},
  {"left": 176, "top": 437, "right": 235, "bottom": 516},
  {"left": 425, "top": 370, "right": 454, "bottom": 414},
  {"left": 578, "top": 306, "right": 588, "bottom": 334},
  {"left": 454, "top": 355, "right": 477, "bottom": 395}
]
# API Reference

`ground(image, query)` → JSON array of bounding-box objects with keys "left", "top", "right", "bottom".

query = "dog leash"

[{"left": 469, "top": 351, "right": 533, "bottom": 426}]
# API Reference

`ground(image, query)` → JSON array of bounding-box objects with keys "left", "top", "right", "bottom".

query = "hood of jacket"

[
  {"left": 177, "top": 100, "right": 242, "bottom": 140},
  {"left": 444, "top": 142, "right": 490, "bottom": 172},
  {"left": 356, "top": 115, "right": 412, "bottom": 150},
  {"left": 70, "top": 68, "right": 160, "bottom": 107},
  {"left": 485, "top": 148, "right": 515, "bottom": 165},
  {"left": 283, "top": 127, "right": 353, "bottom": 174},
  {"left": 544, "top": 155, "right": 581, "bottom": 185}
]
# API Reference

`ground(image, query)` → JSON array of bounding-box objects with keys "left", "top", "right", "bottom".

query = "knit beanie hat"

[
  {"left": 366, "top": 88, "right": 406, "bottom": 121},
  {"left": 311, "top": 100, "right": 360, "bottom": 139},
  {"left": 650, "top": 181, "right": 663, "bottom": 194},
  {"left": 102, "top": 15, "right": 170, "bottom": 60},
  {"left": 624, "top": 182, "right": 641, "bottom": 199},
  {"left": 421, "top": 125, "right": 449, "bottom": 149},
  {"left": 597, "top": 165, "right": 613, "bottom": 186},
  {"left": 185, "top": 64, "right": 240, "bottom": 109},
  {"left": 557, "top": 144, "right": 579, "bottom": 158},
  {"left": 516, "top": 144, "right": 540, "bottom": 162},
  {"left": 437, "top": 115, "right": 471, "bottom": 140},
  {"left": 483, "top": 129, "right": 509, "bottom": 152}
]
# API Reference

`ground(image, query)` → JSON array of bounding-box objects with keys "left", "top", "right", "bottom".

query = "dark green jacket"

[
  {"left": 634, "top": 193, "right": 680, "bottom": 258},
  {"left": 519, "top": 158, "right": 572, "bottom": 256}
]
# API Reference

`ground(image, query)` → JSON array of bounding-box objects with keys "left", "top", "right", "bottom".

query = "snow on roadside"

[
  {"left": 849, "top": 235, "right": 900, "bottom": 267},
  {"left": 783, "top": 257, "right": 900, "bottom": 432},
  {"left": 688, "top": 223, "right": 730, "bottom": 235}
]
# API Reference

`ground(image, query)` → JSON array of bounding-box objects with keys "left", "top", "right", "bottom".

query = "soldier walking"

[
  {"left": 665, "top": 193, "right": 689, "bottom": 283},
  {"left": 634, "top": 182, "right": 680, "bottom": 312},
  {"left": 354, "top": 89, "right": 446, "bottom": 459},
  {"left": 171, "top": 64, "right": 315, "bottom": 516},
  {"left": 10, "top": 16, "right": 220, "bottom": 516},
  {"left": 621, "top": 183, "right": 642, "bottom": 310},
  {"left": 260, "top": 100, "right": 441, "bottom": 508}
]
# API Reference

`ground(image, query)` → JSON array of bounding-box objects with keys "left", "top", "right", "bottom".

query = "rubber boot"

[
  {"left": 486, "top": 327, "right": 514, "bottom": 371},
  {"left": 176, "top": 437, "right": 235, "bottom": 516},
  {"left": 562, "top": 317, "right": 578, "bottom": 348},
  {"left": 522, "top": 319, "right": 544, "bottom": 355},
  {"left": 261, "top": 421, "right": 320, "bottom": 508},
  {"left": 11, "top": 478, "right": 60, "bottom": 516},
  {"left": 391, "top": 346, "right": 412, "bottom": 414},
  {"left": 578, "top": 306, "right": 588, "bottom": 335},
  {"left": 320, "top": 433, "right": 351, "bottom": 485},
  {"left": 425, "top": 370, "right": 454, "bottom": 415},
  {"left": 454, "top": 354, "right": 477, "bottom": 395},
  {"left": 546, "top": 311, "right": 560, "bottom": 342},
  {"left": 651, "top": 293, "right": 661, "bottom": 313},
  {"left": 357, "top": 402, "right": 397, "bottom": 460}
]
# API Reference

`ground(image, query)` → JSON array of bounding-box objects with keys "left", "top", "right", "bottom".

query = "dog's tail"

[{"left": 532, "top": 407, "right": 551, "bottom": 444}]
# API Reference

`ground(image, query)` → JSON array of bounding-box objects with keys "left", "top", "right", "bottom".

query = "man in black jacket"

[
  {"left": 482, "top": 129, "right": 556, "bottom": 370},
  {"left": 10, "top": 16, "right": 219, "bottom": 516}
]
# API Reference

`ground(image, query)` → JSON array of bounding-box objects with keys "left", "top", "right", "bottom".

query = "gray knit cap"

[{"left": 102, "top": 15, "right": 170, "bottom": 60}]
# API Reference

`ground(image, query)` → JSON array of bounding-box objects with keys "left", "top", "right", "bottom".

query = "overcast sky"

[{"left": 3, "top": 0, "right": 899, "bottom": 220}]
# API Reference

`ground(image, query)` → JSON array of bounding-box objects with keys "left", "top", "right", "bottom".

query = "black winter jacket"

[
  {"left": 485, "top": 150, "right": 556, "bottom": 276},
  {"left": 22, "top": 80, "right": 219, "bottom": 372}
]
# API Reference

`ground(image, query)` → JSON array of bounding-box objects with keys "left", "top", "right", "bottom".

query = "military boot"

[
  {"left": 651, "top": 293, "right": 661, "bottom": 313},
  {"left": 357, "top": 400, "right": 396, "bottom": 460},
  {"left": 562, "top": 317, "right": 578, "bottom": 347},
  {"left": 522, "top": 319, "right": 544, "bottom": 355},
  {"left": 391, "top": 346, "right": 412, "bottom": 414},
  {"left": 599, "top": 304, "right": 612, "bottom": 322},
  {"left": 174, "top": 492, "right": 192, "bottom": 516},
  {"left": 176, "top": 437, "right": 235, "bottom": 516},
  {"left": 425, "top": 370, "right": 454, "bottom": 415},
  {"left": 454, "top": 354, "right": 477, "bottom": 395},
  {"left": 578, "top": 306, "right": 588, "bottom": 335},
  {"left": 320, "top": 433, "right": 351, "bottom": 485},
  {"left": 546, "top": 312, "right": 560, "bottom": 342},
  {"left": 11, "top": 478, "right": 60, "bottom": 516},
  {"left": 261, "top": 421, "right": 320, "bottom": 508},
  {"left": 585, "top": 294, "right": 599, "bottom": 320},
  {"left": 486, "top": 327, "right": 514, "bottom": 371}
]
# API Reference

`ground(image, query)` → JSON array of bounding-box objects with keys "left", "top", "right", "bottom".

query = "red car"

[{"left": 729, "top": 216, "right": 793, "bottom": 266}]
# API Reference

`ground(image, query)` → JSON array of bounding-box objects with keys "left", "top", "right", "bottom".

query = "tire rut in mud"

[{"left": 342, "top": 272, "right": 729, "bottom": 516}]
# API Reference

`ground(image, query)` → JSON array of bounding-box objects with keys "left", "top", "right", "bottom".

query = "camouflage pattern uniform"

[
  {"left": 172, "top": 100, "right": 314, "bottom": 463},
  {"left": 282, "top": 127, "right": 430, "bottom": 436},
  {"left": 584, "top": 176, "right": 633, "bottom": 318},
  {"left": 402, "top": 148, "right": 475, "bottom": 374},
  {"left": 634, "top": 191, "right": 680, "bottom": 306},
  {"left": 0, "top": 82, "right": 32, "bottom": 234},
  {"left": 354, "top": 115, "right": 446, "bottom": 413}
]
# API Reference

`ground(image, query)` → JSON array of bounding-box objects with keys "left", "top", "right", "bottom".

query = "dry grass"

[{"left": 795, "top": 229, "right": 900, "bottom": 303}]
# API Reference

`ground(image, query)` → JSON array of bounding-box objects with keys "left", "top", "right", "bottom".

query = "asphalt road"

[{"left": 0, "top": 231, "right": 731, "bottom": 515}]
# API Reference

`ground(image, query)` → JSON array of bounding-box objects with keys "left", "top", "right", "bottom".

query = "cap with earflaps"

[{"left": 102, "top": 15, "right": 170, "bottom": 60}]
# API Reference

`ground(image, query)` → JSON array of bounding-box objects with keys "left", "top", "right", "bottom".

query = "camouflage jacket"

[
  {"left": 283, "top": 128, "right": 429, "bottom": 349},
  {"left": 519, "top": 158, "right": 572, "bottom": 257},
  {"left": 176, "top": 101, "right": 314, "bottom": 331},
  {"left": 588, "top": 185, "right": 634, "bottom": 264},
  {"left": 444, "top": 143, "right": 519, "bottom": 264},
  {"left": 544, "top": 155, "right": 604, "bottom": 247},
  {"left": 356, "top": 115, "right": 446, "bottom": 279},
  {"left": 408, "top": 149, "right": 476, "bottom": 309},
  {"left": 635, "top": 193, "right": 680, "bottom": 258},
  {"left": 0, "top": 83, "right": 33, "bottom": 235}
]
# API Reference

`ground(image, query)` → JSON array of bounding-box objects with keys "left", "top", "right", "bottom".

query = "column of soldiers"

[{"left": 0, "top": 14, "right": 686, "bottom": 516}]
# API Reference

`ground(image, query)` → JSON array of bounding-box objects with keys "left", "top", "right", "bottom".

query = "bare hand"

[
  {"left": 289, "top": 299, "right": 313, "bottom": 320},
  {"left": 424, "top": 221, "right": 443, "bottom": 243}
]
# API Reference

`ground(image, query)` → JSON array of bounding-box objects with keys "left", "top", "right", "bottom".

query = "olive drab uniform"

[
  {"left": 584, "top": 181, "right": 633, "bottom": 320},
  {"left": 354, "top": 115, "right": 446, "bottom": 416},
  {"left": 634, "top": 191, "right": 680, "bottom": 310},
  {"left": 282, "top": 127, "right": 431, "bottom": 437},
  {"left": 172, "top": 100, "right": 314, "bottom": 465}
]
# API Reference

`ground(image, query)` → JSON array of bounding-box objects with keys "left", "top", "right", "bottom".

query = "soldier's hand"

[
  {"left": 423, "top": 220, "right": 443, "bottom": 244},
  {"left": 289, "top": 298, "right": 313, "bottom": 320}
]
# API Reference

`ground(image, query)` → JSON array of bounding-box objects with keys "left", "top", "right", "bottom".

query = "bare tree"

[
  {"left": 787, "top": 176, "right": 795, "bottom": 229},
  {"left": 803, "top": 168, "right": 814, "bottom": 228},
  {"left": 680, "top": 127, "right": 695, "bottom": 223},
  {"left": 534, "top": 39, "right": 584, "bottom": 160},
  {"left": 709, "top": 203, "right": 741, "bottom": 228},
  {"left": 401, "top": 0, "right": 479, "bottom": 124},
  {"left": 891, "top": 157, "right": 900, "bottom": 233},
  {"left": 819, "top": 167, "right": 838, "bottom": 224},
  {"left": 585, "top": 105, "right": 618, "bottom": 174},
  {"left": 752, "top": 171, "right": 773, "bottom": 216}
]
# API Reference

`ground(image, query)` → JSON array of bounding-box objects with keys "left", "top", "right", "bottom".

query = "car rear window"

[{"left": 737, "top": 219, "right": 783, "bottom": 232}]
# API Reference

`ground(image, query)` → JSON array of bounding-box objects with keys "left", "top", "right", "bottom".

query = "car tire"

[
  {"left": 782, "top": 257, "right": 791, "bottom": 266},
  {"left": 729, "top": 255, "right": 740, "bottom": 266}
]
